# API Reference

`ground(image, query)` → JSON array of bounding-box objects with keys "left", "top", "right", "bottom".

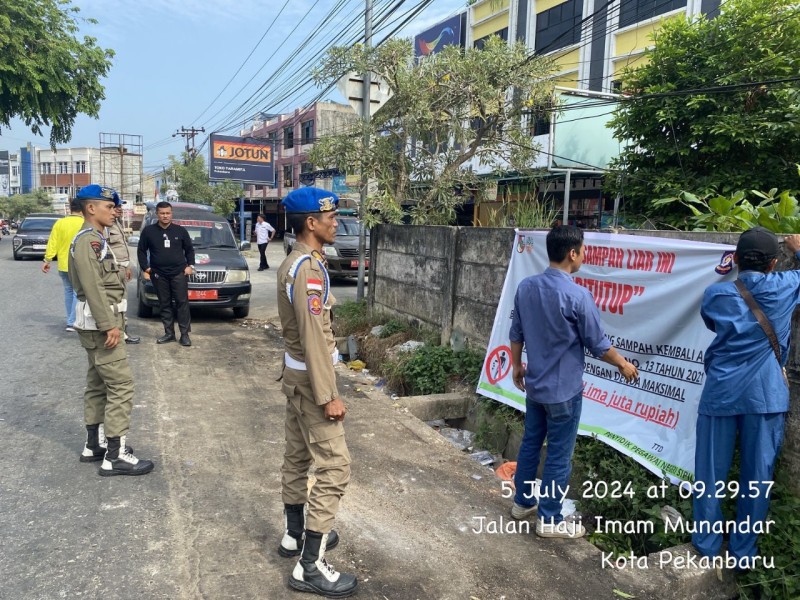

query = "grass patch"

[{"left": 332, "top": 300, "right": 374, "bottom": 338}]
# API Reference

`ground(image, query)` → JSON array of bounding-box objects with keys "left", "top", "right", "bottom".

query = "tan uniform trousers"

[
  {"left": 78, "top": 329, "right": 134, "bottom": 438},
  {"left": 281, "top": 367, "right": 351, "bottom": 534}
]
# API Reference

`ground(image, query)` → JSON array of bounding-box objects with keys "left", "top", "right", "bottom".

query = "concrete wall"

[{"left": 369, "top": 225, "right": 800, "bottom": 492}]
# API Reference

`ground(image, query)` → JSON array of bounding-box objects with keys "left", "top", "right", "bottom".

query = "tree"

[
  {"left": 165, "top": 153, "right": 243, "bottom": 216},
  {"left": 0, "top": 0, "right": 114, "bottom": 146},
  {"left": 310, "top": 36, "right": 556, "bottom": 225},
  {"left": 0, "top": 189, "right": 52, "bottom": 220},
  {"left": 608, "top": 0, "right": 800, "bottom": 219}
]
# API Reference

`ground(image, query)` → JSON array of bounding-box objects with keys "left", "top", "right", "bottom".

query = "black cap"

[{"left": 736, "top": 227, "right": 779, "bottom": 260}]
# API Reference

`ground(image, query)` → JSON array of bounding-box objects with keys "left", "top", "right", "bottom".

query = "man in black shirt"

[{"left": 137, "top": 202, "right": 195, "bottom": 346}]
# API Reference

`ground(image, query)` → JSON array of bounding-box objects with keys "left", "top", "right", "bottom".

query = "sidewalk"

[{"left": 130, "top": 316, "right": 664, "bottom": 600}]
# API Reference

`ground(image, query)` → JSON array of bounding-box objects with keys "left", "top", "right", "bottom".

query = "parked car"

[
  {"left": 12, "top": 213, "right": 62, "bottom": 260},
  {"left": 136, "top": 202, "right": 252, "bottom": 319},
  {"left": 283, "top": 214, "right": 370, "bottom": 278}
]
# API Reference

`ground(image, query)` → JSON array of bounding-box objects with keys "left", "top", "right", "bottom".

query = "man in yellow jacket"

[{"left": 42, "top": 199, "right": 85, "bottom": 331}]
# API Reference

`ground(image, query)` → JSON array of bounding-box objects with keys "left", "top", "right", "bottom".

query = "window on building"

[
  {"left": 40, "top": 162, "right": 52, "bottom": 175},
  {"left": 619, "top": 0, "right": 686, "bottom": 28},
  {"left": 284, "top": 126, "right": 294, "bottom": 149},
  {"left": 530, "top": 113, "right": 551, "bottom": 137},
  {"left": 57, "top": 161, "right": 69, "bottom": 174},
  {"left": 473, "top": 28, "right": 509, "bottom": 50},
  {"left": 11, "top": 166, "right": 18, "bottom": 177},
  {"left": 301, "top": 120, "right": 315, "bottom": 144},
  {"left": 283, "top": 164, "right": 294, "bottom": 187},
  {"left": 300, "top": 162, "right": 313, "bottom": 175},
  {"left": 75, "top": 161, "right": 87, "bottom": 173},
  {"left": 534, "top": 0, "right": 582, "bottom": 53},
  {"left": 57, "top": 186, "right": 71, "bottom": 194},
  {"left": 610, "top": 79, "right": 623, "bottom": 93}
]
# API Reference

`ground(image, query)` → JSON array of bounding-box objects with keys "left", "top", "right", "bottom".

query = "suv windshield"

[
  {"left": 173, "top": 219, "right": 237, "bottom": 248},
  {"left": 20, "top": 218, "right": 58, "bottom": 231},
  {"left": 337, "top": 219, "right": 364, "bottom": 236}
]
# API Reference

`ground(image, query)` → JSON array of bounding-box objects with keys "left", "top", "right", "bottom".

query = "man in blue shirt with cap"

[
  {"left": 693, "top": 228, "right": 800, "bottom": 569},
  {"left": 276, "top": 187, "right": 357, "bottom": 598}
]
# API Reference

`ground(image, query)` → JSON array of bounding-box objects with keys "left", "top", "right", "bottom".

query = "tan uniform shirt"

[
  {"left": 68, "top": 227, "right": 126, "bottom": 332},
  {"left": 278, "top": 241, "right": 338, "bottom": 405},
  {"left": 106, "top": 220, "right": 131, "bottom": 266}
]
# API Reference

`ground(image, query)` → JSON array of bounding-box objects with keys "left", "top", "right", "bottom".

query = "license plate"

[
  {"left": 189, "top": 289, "right": 218, "bottom": 300},
  {"left": 32, "top": 244, "right": 47, "bottom": 250},
  {"left": 350, "top": 260, "right": 370, "bottom": 268}
]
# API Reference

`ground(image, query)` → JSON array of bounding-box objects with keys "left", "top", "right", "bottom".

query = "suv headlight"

[
  {"left": 323, "top": 246, "right": 338, "bottom": 257},
  {"left": 13, "top": 237, "right": 22, "bottom": 248},
  {"left": 226, "top": 269, "right": 250, "bottom": 283}
]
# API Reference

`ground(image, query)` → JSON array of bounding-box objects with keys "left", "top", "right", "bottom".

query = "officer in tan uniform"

[
  {"left": 69, "top": 184, "right": 154, "bottom": 476},
  {"left": 277, "top": 187, "right": 357, "bottom": 598},
  {"left": 106, "top": 201, "right": 140, "bottom": 344}
]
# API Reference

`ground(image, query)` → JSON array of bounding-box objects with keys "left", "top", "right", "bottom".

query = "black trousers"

[
  {"left": 258, "top": 242, "right": 269, "bottom": 269},
  {"left": 152, "top": 271, "right": 190, "bottom": 334}
]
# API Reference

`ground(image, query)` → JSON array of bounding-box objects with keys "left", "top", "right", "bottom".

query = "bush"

[
  {"left": 386, "top": 344, "right": 484, "bottom": 396},
  {"left": 378, "top": 319, "right": 408, "bottom": 338},
  {"left": 572, "top": 435, "right": 691, "bottom": 557},
  {"left": 736, "top": 475, "right": 800, "bottom": 600}
]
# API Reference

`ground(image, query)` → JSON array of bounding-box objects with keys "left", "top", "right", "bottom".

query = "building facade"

[
  {"left": 237, "top": 101, "right": 358, "bottom": 229},
  {"left": 1, "top": 143, "right": 145, "bottom": 213},
  {"left": 415, "top": 0, "right": 723, "bottom": 226}
]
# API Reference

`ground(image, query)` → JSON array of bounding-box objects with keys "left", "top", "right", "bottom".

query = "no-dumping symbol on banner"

[{"left": 485, "top": 345, "right": 512, "bottom": 385}]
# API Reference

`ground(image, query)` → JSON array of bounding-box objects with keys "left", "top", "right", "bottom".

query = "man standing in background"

[
  {"left": 42, "top": 198, "right": 84, "bottom": 332},
  {"left": 106, "top": 202, "right": 140, "bottom": 344},
  {"left": 137, "top": 201, "right": 195, "bottom": 347},
  {"left": 254, "top": 214, "right": 276, "bottom": 271}
]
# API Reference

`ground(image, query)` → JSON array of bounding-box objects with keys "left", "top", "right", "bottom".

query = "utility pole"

[
  {"left": 356, "top": 0, "right": 373, "bottom": 302},
  {"left": 173, "top": 126, "right": 205, "bottom": 164}
]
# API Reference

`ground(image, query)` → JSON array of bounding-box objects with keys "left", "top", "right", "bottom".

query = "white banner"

[{"left": 478, "top": 231, "right": 736, "bottom": 482}]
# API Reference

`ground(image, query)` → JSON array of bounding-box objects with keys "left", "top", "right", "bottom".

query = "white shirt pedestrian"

[{"left": 255, "top": 220, "right": 275, "bottom": 245}]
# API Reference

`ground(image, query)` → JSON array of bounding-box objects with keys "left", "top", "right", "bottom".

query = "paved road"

[{"left": 0, "top": 242, "right": 663, "bottom": 600}]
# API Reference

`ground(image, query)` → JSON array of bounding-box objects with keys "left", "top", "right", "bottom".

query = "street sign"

[{"left": 336, "top": 72, "right": 393, "bottom": 117}]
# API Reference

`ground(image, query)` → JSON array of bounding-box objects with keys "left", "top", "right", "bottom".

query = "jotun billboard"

[{"left": 209, "top": 134, "right": 273, "bottom": 184}]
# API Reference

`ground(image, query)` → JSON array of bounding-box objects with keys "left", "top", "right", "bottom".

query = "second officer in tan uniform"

[
  {"left": 106, "top": 200, "right": 140, "bottom": 343},
  {"left": 69, "top": 184, "right": 154, "bottom": 476},
  {"left": 277, "top": 187, "right": 357, "bottom": 598}
]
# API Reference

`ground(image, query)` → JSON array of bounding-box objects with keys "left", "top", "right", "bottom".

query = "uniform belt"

[
  {"left": 111, "top": 300, "right": 128, "bottom": 314},
  {"left": 284, "top": 351, "right": 339, "bottom": 371}
]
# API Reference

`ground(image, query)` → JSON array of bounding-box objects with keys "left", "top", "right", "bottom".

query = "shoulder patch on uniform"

[
  {"left": 90, "top": 240, "right": 102, "bottom": 259},
  {"left": 307, "top": 277, "right": 323, "bottom": 292},
  {"left": 308, "top": 295, "right": 322, "bottom": 315}
]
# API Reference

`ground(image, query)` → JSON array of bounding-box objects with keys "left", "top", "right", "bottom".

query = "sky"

[{"left": 0, "top": 0, "right": 466, "bottom": 177}]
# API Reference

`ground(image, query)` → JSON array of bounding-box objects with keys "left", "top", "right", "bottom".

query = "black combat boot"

[
  {"left": 278, "top": 504, "right": 339, "bottom": 557},
  {"left": 79, "top": 423, "right": 104, "bottom": 462},
  {"left": 288, "top": 530, "right": 356, "bottom": 597},
  {"left": 98, "top": 435, "right": 154, "bottom": 477},
  {"left": 80, "top": 424, "right": 134, "bottom": 462}
]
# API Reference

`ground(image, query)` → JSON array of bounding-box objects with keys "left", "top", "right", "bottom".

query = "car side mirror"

[{"left": 239, "top": 240, "right": 251, "bottom": 251}]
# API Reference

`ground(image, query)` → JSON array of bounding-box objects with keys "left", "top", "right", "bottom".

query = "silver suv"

[{"left": 12, "top": 213, "right": 61, "bottom": 261}]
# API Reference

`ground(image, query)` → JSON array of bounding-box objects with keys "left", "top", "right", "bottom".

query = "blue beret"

[
  {"left": 76, "top": 184, "right": 124, "bottom": 206},
  {"left": 281, "top": 187, "right": 338, "bottom": 214}
]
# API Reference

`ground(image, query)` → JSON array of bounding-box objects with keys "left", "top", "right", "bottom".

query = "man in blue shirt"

[
  {"left": 509, "top": 226, "right": 638, "bottom": 538},
  {"left": 693, "top": 228, "right": 800, "bottom": 567}
]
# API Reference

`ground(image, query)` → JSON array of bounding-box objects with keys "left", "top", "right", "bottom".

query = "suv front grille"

[
  {"left": 338, "top": 248, "right": 369, "bottom": 259},
  {"left": 189, "top": 270, "right": 226, "bottom": 284}
]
